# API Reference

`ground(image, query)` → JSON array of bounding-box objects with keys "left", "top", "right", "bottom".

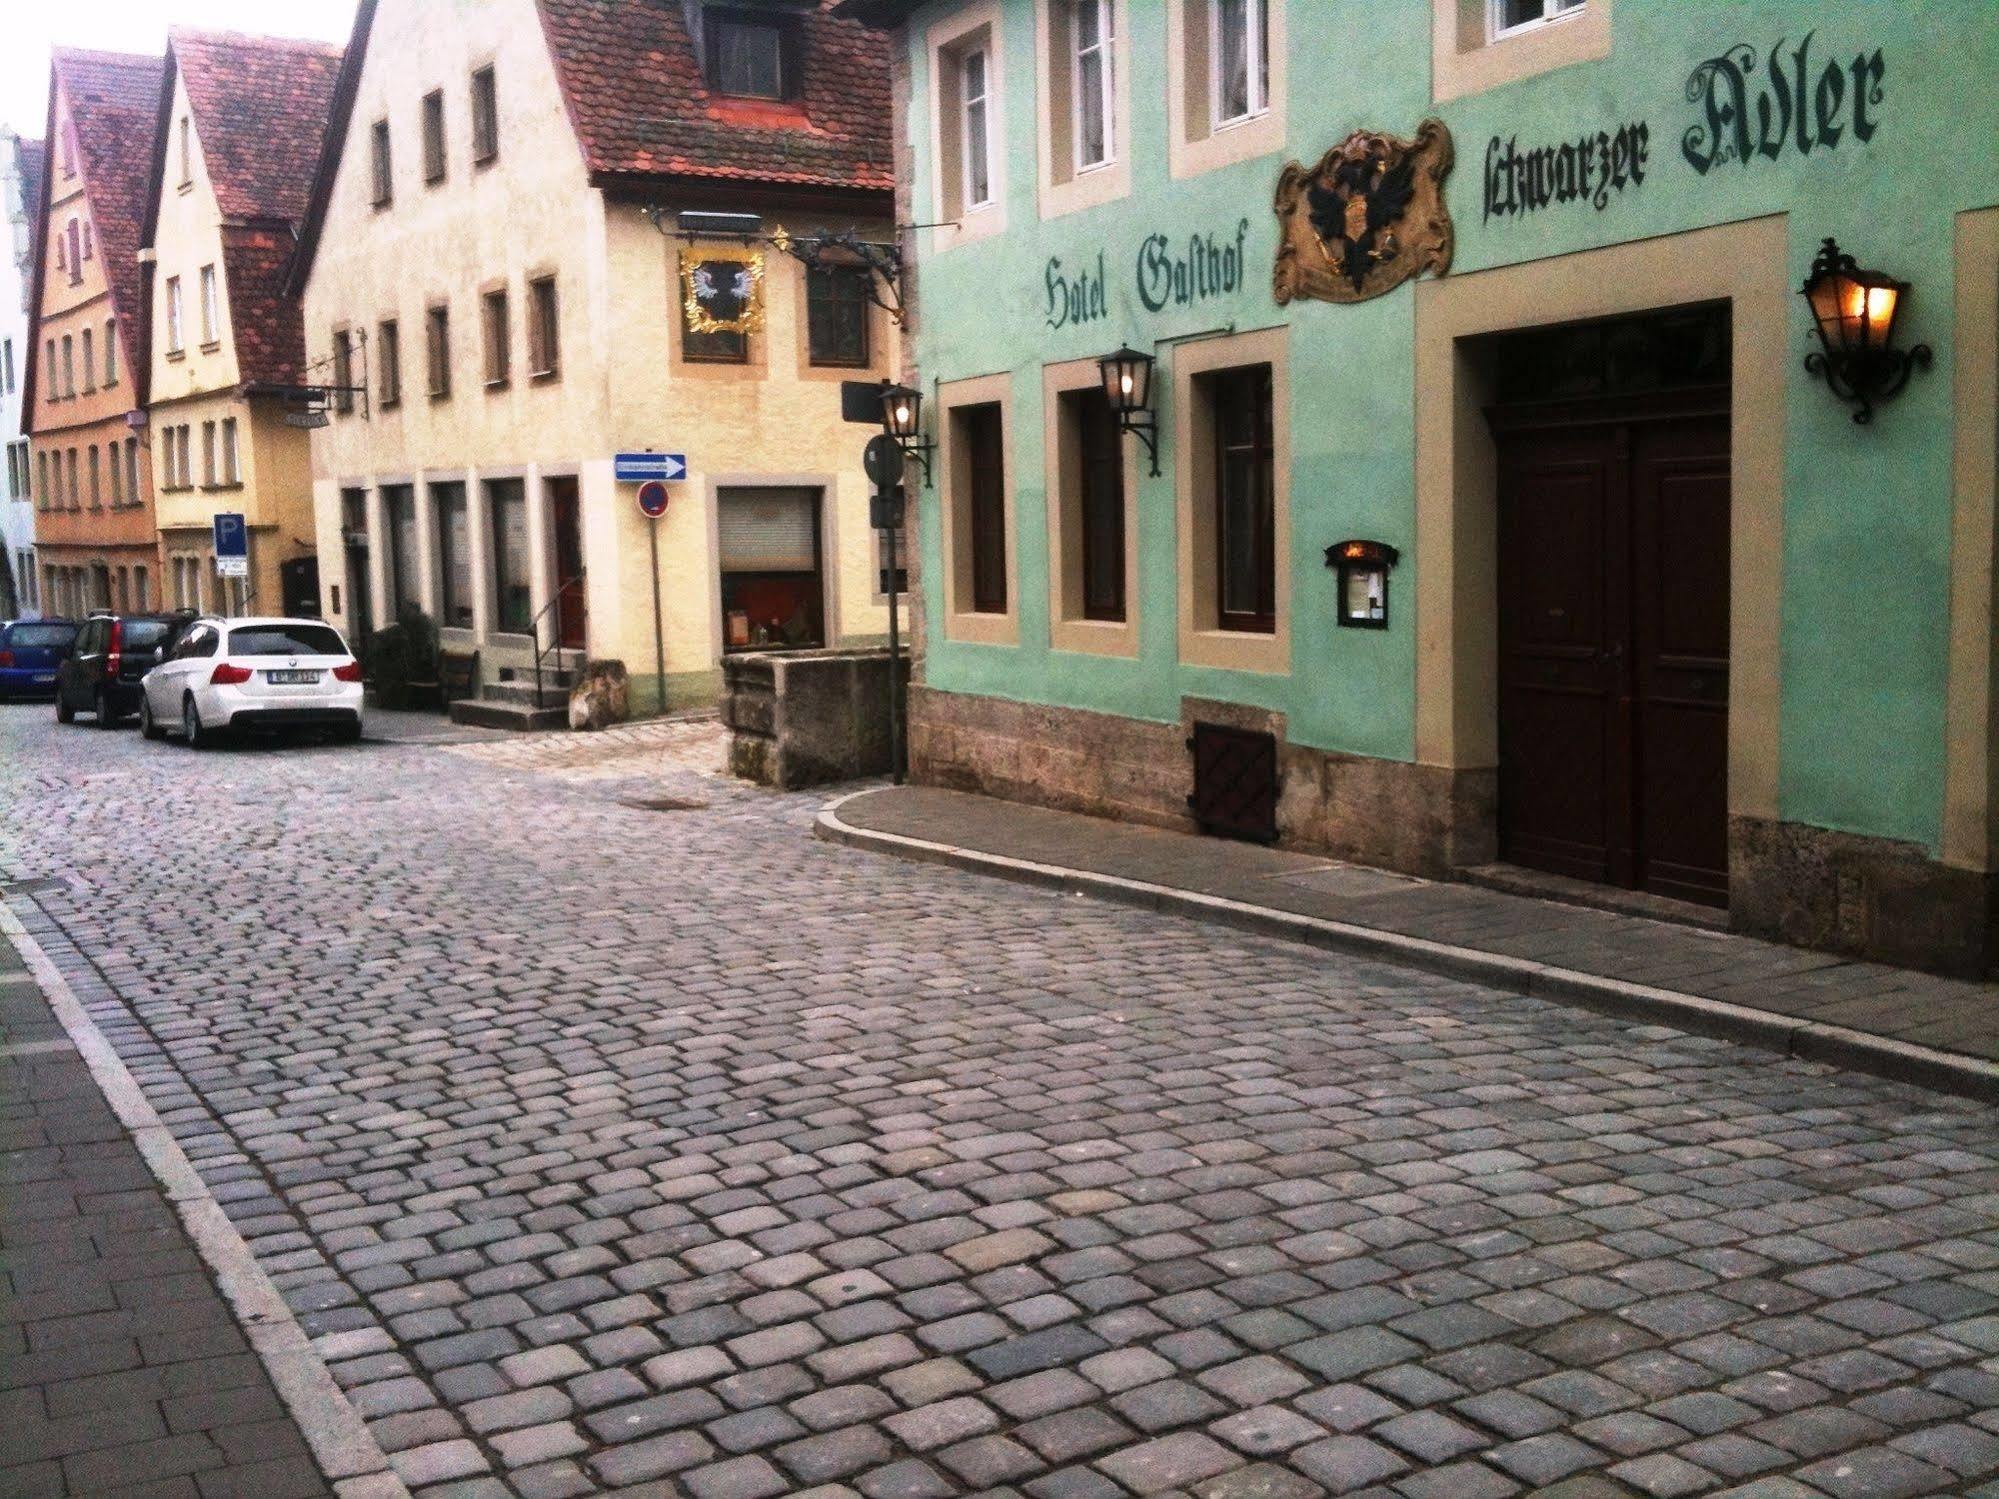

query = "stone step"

[
  {"left": 448, "top": 698, "right": 569, "bottom": 732},
  {"left": 481, "top": 679, "right": 568, "bottom": 707}
]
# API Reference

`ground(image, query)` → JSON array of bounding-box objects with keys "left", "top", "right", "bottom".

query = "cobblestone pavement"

[{"left": 3, "top": 705, "right": 1998, "bottom": 1499}]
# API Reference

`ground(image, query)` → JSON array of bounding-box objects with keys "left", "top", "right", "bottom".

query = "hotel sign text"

[{"left": 1044, "top": 218, "right": 1252, "bottom": 329}]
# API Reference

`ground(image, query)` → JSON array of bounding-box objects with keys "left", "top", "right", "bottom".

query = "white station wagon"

[{"left": 139, "top": 616, "right": 365, "bottom": 747}]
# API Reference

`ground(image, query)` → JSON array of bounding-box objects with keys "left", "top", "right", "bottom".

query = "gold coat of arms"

[{"left": 1273, "top": 119, "right": 1455, "bottom": 305}]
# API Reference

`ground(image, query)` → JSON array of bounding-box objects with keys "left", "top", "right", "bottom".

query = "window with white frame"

[
  {"left": 221, "top": 418, "right": 239, "bottom": 484},
  {"left": 1210, "top": 0, "right": 1270, "bottom": 128},
  {"left": 1070, "top": 0, "right": 1115, "bottom": 171},
  {"left": 1489, "top": 0, "right": 1583, "bottom": 40},
  {"left": 199, "top": 263, "right": 218, "bottom": 345},
  {"left": 961, "top": 45, "right": 994, "bottom": 210},
  {"left": 165, "top": 276, "right": 184, "bottom": 354}
]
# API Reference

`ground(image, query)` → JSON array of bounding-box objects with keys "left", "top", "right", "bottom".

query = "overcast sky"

[{"left": 2, "top": 0, "right": 359, "bottom": 138}]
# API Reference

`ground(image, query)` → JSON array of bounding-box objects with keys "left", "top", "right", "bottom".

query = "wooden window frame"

[
  {"left": 527, "top": 275, "right": 559, "bottom": 380},
  {"left": 370, "top": 118, "right": 393, "bottom": 208},
  {"left": 1208, "top": 362, "right": 1277, "bottom": 633},
  {"left": 470, "top": 66, "right": 499, "bottom": 166},
  {"left": 378, "top": 318, "right": 401, "bottom": 407},
  {"left": 421, "top": 89, "right": 447, "bottom": 185},
  {"left": 804, "top": 264, "right": 871, "bottom": 369},
  {"left": 704, "top": 9, "right": 804, "bottom": 101},
  {"left": 332, "top": 327, "right": 355, "bottom": 414},
  {"left": 426, "top": 303, "right": 451, "bottom": 398},
  {"left": 481, "top": 286, "right": 510, "bottom": 389}
]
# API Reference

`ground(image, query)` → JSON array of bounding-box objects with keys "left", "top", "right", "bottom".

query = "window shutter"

[{"left": 718, "top": 489, "right": 819, "bottom": 572}]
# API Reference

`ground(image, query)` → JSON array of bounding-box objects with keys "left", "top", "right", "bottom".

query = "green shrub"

[{"left": 364, "top": 605, "right": 440, "bottom": 710}]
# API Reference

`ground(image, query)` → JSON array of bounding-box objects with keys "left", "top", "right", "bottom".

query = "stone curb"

[
  {"left": 815, "top": 790, "right": 1999, "bottom": 1106},
  {"left": 0, "top": 902, "right": 410, "bottom": 1498}
]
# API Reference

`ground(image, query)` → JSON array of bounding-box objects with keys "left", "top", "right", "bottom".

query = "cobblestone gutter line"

[
  {"left": 815, "top": 794, "right": 1999, "bottom": 1107},
  {"left": 0, "top": 901, "right": 410, "bottom": 1499}
]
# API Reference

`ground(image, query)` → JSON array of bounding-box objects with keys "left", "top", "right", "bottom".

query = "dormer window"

[{"left": 707, "top": 8, "right": 799, "bottom": 100}]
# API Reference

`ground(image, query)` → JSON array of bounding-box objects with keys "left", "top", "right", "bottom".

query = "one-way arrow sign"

[{"left": 615, "top": 452, "right": 687, "bottom": 483}]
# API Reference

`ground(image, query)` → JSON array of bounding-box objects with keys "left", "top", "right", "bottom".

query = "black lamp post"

[
  {"left": 1800, "top": 237, "right": 1931, "bottom": 424},
  {"left": 881, "top": 381, "right": 933, "bottom": 484},
  {"left": 1099, "top": 346, "right": 1160, "bottom": 476}
]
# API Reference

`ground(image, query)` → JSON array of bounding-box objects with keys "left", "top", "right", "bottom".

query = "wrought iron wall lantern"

[
  {"left": 1800, "top": 237, "right": 1931, "bottom": 424},
  {"left": 1099, "top": 346, "right": 1161, "bottom": 476},
  {"left": 880, "top": 382, "right": 935, "bottom": 485},
  {"left": 1326, "top": 539, "right": 1399, "bottom": 629}
]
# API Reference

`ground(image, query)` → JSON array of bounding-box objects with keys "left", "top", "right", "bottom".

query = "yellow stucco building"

[
  {"left": 141, "top": 30, "right": 343, "bottom": 619},
  {"left": 290, "top": 0, "right": 898, "bottom": 721}
]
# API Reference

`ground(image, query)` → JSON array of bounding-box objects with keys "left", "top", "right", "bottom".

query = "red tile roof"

[
  {"left": 536, "top": 0, "right": 893, "bottom": 193},
  {"left": 143, "top": 30, "right": 343, "bottom": 388},
  {"left": 221, "top": 225, "right": 311, "bottom": 388},
  {"left": 25, "top": 49, "right": 166, "bottom": 414},
  {"left": 293, "top": 0, "right": 894, "bottom": 293},
  {"left": 170, "top": 29, "right": 344, "bottom": 225}
]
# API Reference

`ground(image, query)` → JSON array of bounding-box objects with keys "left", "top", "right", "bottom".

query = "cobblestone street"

[{"left": 4, "top": 706, "right": 1999, "bottom": 1499}]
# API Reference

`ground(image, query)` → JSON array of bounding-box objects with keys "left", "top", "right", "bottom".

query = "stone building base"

[
  {"left": 1730, "top": 817, "right": 1995, "bottom": 978},
  {"left": 910, "top": 685, "right": 1996, "bottom": 978},
  {"left": 907, "top": 685, "right": 1492, "bottom": 879}
]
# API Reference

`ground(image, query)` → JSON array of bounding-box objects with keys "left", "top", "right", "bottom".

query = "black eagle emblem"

[{"left": 1304, "top": 137, "right": 1420, "bottom": 293}]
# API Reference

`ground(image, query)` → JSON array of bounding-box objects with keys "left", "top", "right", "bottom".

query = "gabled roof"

[
  {"left": 15, "top": 138, "right": 46, "bottom": 232},
  {"left": 140, "top": 29, "right": 344, "bottom": 389},
  {"left": 168, "top": 29, "right": 344, "bottom": 224},
  {"left": 536, "top": 0, "right": 893, "bottom": 193},
  {"left": 24, "top": 49, "right": 165, "bottom": 418},
  {"left": 290, "top": 0, "right": 893, "bottom": 294}
]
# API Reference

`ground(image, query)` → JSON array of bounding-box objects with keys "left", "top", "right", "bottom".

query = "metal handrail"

[{"left": 530, "top": 576, "right": 585, "bottom": 708}]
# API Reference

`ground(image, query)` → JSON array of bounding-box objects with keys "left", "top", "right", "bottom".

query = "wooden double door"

[{"left": 1494, "top": 399, "right": 1731, "bottom": 906}]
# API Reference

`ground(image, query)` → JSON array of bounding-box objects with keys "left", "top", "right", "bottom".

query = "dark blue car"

[{"left": 0, "top": 619, "right": 80, "bottom": 700}]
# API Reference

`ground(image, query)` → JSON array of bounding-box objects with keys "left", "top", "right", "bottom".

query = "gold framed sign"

[
  {"left": 681, "top": 248, "right": 767, "bottom": 336},
  {"left": 1273, "top": 119, "right": 1455, "bottom": 306}
]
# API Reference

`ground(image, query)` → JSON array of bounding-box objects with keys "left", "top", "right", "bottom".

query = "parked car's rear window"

[
  {"left": 7, "top": 624, "right": 77, "bottom": 647},
  {"left": 121, "top": 622, "right": 172, "bottom": 650},
  {"left": 228, "top": 625, "right": 349, "bottom": 657}
]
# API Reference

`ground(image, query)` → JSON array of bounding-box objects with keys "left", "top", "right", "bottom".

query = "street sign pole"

[
  {"left": 864, "top": 434, "right": 907, "bottom": 786},
  {"left": 884, "top": 495, "right": 902, "bottom": 785},
  {"left": 634, "top": 481, "right": 672, "bottom": 717},
  {"left": 649, "top": 520, "right": 666, "bottom": 715}
]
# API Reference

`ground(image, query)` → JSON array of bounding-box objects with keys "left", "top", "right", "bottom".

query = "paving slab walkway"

[
  {"left": 0, "top": 942, "right": 345, "bottom": 1498},
  {"left": 820, "top": 785, "right": 1999, "bottom": 1102}
]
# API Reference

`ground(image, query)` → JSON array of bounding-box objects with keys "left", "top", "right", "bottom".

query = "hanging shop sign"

[
  {"left": 1273, "top": 119, "right": 1454, "bottom": 306},
  {"left": 1681, "top": 34, "right": 1885, "bottom": 175},
  {"left": 681, "top": 248, "right": 766, "bottom": 335},
  {"left": 1482, "top": 123, "right": 1650, "bottom": 222}
]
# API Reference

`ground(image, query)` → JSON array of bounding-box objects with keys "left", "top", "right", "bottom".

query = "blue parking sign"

[{"left": 213, "top": 512, "right": 248, "bottom": 560}]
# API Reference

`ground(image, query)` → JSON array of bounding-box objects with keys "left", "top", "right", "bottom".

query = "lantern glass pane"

[{"left": 1861, "top": 282, "right": 1898, "bottom": 352}]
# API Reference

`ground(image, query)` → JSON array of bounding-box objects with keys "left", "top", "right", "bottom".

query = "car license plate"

[
  {"left": 32, "top": 673, "right": 53, "bottom": 683},
  {"left": 265, "top": 670, "right": 319, "bottom": 685}
]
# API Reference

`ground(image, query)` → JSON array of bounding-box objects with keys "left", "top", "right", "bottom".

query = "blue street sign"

[
  {"left": 615, "top": 452, "right": 687, "bottom": 483},
  {"left": 213, "top": 511, "right": 248, "bottom": 559}
]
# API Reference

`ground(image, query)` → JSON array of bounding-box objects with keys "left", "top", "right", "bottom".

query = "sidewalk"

[
  {"left": 818, "top": 785, "right": 1999, "bottom": 1103},
  {"left": 0, "top": 909, "right": 396, "bottom": 1498}
]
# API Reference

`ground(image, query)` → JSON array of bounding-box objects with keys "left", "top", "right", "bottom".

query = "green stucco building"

[{"left": 839, "top": 0, "right": 1999, "bottom": 976}]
